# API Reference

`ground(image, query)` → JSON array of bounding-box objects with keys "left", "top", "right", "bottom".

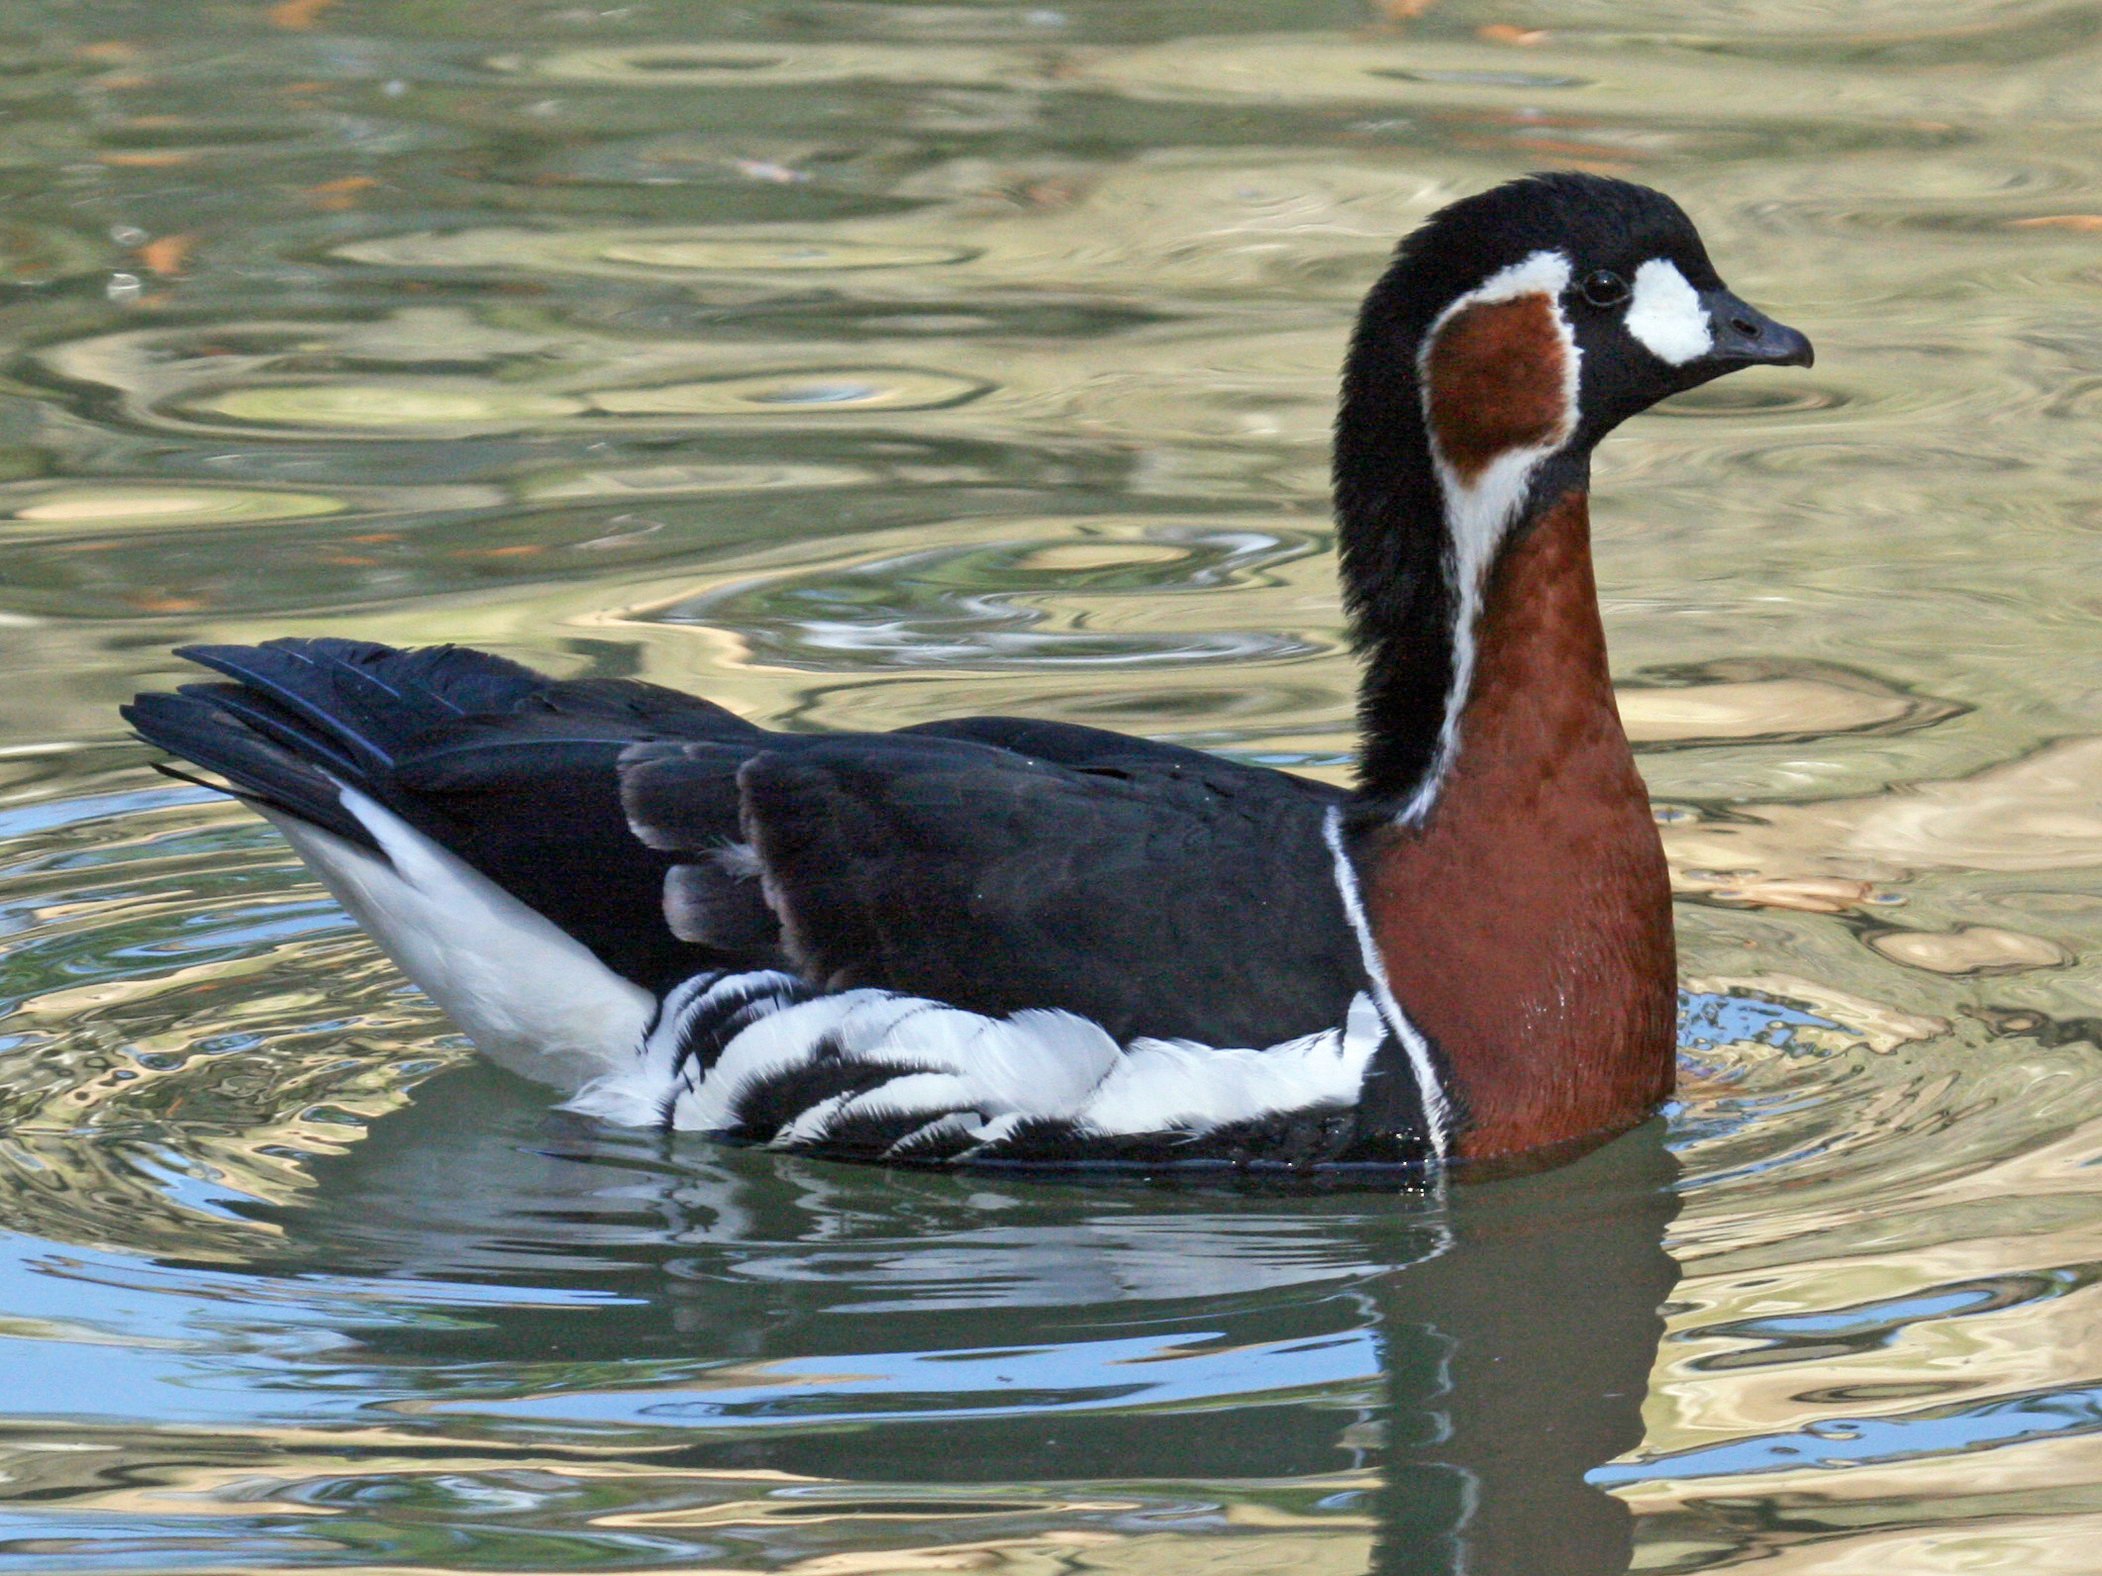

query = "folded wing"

[{"left": 621, "top": 728, "right": 1362, "bottom": 1049}]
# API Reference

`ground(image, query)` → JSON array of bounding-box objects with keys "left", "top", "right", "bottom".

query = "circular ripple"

[
  {"left": 600, "top": 238, "right": 975, "bottom": 272},
  {"left": 95, "top": 111, "right": 459, "bottom": 165},
  {"left": 589, "top": 370, "right": 992, "bottom": 416},
  {"left": 508, "top": 43, "right": 1014, "bottom": 87},
  {"left": 337, "top": 229, "right": 979, "bottom": 277},
  {"left": 184, "top": 382, "right": 590, "bottom": 432},
  {"left": 2, "top": 485, "right": 347, "bottom": 533},
  {"left": 649, "top": 519, "right": 1331, "bottom": 672},
  {"left": 1655, "top": 383, "right": 1849, "bottom": 418},
  {"left": 1620, "top": 659, "right": 1965, "bottom": 748}
]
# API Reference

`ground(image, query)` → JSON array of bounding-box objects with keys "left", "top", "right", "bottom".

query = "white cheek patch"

[{"left": 1624, "top": 258, "right": 1712, "bottom": 366}]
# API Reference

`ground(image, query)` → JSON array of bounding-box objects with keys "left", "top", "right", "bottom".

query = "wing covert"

[{"left": 636, "top": 733, "right": 1364, "bottom": 1047}]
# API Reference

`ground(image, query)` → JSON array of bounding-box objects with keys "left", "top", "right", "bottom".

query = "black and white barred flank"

[
  {"left": 571, "top": 971, "right": 1433, "bottom": 1167},
  {"left": 124, "top": 638, "right": 1454, "bottom": 1172}
]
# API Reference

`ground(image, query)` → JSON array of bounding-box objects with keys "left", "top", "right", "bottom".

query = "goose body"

[{"left": 125, "top": 174, "right": 1810, "bottom": 1174}]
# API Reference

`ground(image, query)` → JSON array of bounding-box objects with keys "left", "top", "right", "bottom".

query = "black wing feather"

[
  {"left": 902, "top": 715, "right": 1235, "bottom": 775},
  {"left": 724, "top": 736, "right": 1360, "bottom": 1047},
  {"left": 604, "top": 738, "right": 777, "bottom": 956}
]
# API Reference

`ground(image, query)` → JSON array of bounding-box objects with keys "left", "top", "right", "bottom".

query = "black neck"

[
  {"left": 1334, "top": 320, "right": 1590, "bottom": 818},
  {"left": 1334, "top": 328, "right": 1451, "bottom": 814}
]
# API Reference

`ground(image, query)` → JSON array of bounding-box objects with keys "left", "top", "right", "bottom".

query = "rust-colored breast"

[
  {"left": 1422, "top": 293, "right": 1573, "bottom": 482},
  {"left": 1361, "top": 492, "right": 1677, "bottom": 1161}
]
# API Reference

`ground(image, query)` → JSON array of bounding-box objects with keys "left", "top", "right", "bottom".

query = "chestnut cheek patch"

[
  {"left": 1422, "top": 293, "right": 1575, "bottom": 483},
  {"left": 1400, "top": 280, "right": 1578, "bottom": 826}
]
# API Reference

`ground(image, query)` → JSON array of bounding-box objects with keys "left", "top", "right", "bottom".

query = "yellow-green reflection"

[{"left": 2, "top": 486, "right": 348, "bottom": 532}]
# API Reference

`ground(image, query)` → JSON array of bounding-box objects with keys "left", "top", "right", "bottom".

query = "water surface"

[{"left": 2, "top": 1, "right": 2101, "bottom": 1571}]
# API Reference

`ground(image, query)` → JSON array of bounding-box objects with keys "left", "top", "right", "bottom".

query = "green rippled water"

[{"left": 2, "top": 1, "right": 2101, "bottom": 1571}]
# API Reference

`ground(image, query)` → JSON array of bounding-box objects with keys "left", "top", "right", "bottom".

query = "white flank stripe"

[
  {"left": 1321, "top": 806, "right": 1452, "bottom": 1159},
  {"left": 789, "top": 1069, "right": 998, "bottom": 1148},
  {"left": 683, "top": 990, "right": 915, "bottom": 1131},
  {"left": 627, "top": 965, "right": 1400, "bottom": 1154},
  {"left": 266, "top": 788, "right": 654, "bottom": 1093},
  {"left": 776, "top": 1090, "right": 857, "bottom": 1148},
  {"left": 1407, "top": 247, "right": 1581, "bottom": 826},
  {"left": 887, "top": 1111, "right": 980, "bottom": 1158},
  {"left": 572, "top": 969, "right": 784, "bottom": 1125},
  {"left": 1081, "top": 997, "right": 1383, "bottom": 1137},
  {"left": 1625, "top": 257, "right": 1712, "bottom": 365},
  {"left": 673, "top": 992, "right": 1123, "bottom": 1137}
]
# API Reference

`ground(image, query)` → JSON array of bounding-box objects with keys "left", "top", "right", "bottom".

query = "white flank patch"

[
  {"left": 1321, "top": 807, "right": 1452, "bottom": 1159},
  {"left": 265, "top": 787, "right": 654, "bottom": 1092},
  {"left": 1082, "top": 995, "right": 1385, "bottom": 1137},
  {"left": 572, "top": 969, "right": 786, "bottom": 1125},
  {"left": 1408, "top": 247, "right": 1581, "bottom": 825},
  {"left": 680, "top": 989, "right": 1120, "bottom": 1140},
  {"left": 1625, "top": 257, "right": 1712, "bottom": 366},
  {"left": 603, "top": 965, "right": 1396, "bottom": 1155}
]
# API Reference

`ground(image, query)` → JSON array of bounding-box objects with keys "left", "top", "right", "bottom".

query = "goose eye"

[{"left": 1580, "top": 269, "right": 1630, "bottom": 308}]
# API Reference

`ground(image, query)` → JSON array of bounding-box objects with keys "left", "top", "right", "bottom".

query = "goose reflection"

[{"left": 250, "top": 1066, "right": 1678, "bottom": 1575}]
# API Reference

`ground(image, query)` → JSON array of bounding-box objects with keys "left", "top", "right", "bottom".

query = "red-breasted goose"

[{"left": 125, "top": 173, "right": 1811, "bottom": 1176}]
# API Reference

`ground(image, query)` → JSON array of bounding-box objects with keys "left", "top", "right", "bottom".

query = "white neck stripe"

[
  {"left": 1404, "top": 248, "right": 1580, "bottom": 826},
  {"left": 1323, "top": 805, "right": 1452, "bottom": 1160}
]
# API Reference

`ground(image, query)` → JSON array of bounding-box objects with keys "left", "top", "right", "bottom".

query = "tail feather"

[
  {"left": 173, "top": 680, "right": 365, "bottom": 778},
  {"left": 127, "top": 641, "right": 686, "bottom": 1089},
  {"left": 130, "top": 638, "right": 783, "bottom": 1000},
  {"left": 176, "top": 639, "right": 545, "bottom": 776},
  {"left": 121, "top": 690, "right": 371, "bottom": 845}
]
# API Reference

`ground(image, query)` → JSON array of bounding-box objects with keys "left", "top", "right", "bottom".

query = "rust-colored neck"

[{"left": 1356, "top": 489, "right": 1676, "bottom": 1162}]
